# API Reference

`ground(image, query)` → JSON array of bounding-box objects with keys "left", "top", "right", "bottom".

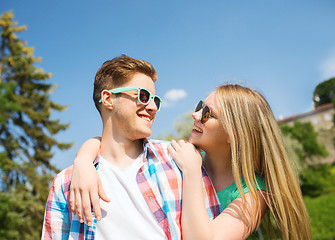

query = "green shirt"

[{"left": 217, "top": 173, "right": 266, "bottom": 210}]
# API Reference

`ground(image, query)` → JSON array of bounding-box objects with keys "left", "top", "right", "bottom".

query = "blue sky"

[{"left": 2, "top": 0, "right": 335, "bottom": 170}]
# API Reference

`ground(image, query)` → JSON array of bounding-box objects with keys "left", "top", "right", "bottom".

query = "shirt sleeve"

[
  {"left": 201, "top": 167, "right": 222, "bottom": 219},
  {"left": 41, "top": 169, "right": 72, "bottom": 240},
  {"left": 232, "top": 174, "right": 267, "bottom": 200}
]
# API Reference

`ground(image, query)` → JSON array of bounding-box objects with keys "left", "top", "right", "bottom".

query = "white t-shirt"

[{"left": 95, "top": 154, "right": 166, "bottom": 240}]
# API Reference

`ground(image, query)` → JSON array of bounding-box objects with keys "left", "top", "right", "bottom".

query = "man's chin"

[{"left": 140, "top": 129, "right": 152, "bottom": 139}]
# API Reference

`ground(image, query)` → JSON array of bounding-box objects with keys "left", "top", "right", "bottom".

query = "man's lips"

[{"left": 138, "top": 114, "right": 153, "bottom": 122}]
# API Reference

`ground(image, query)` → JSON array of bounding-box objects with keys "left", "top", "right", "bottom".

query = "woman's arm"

[
  {"left": 69, "top": 137, "right": 110, "bottom": 226},
  {"left": 168, "top": 140, "right": 268, "bottom": 240},
  {"left": 168, "top": 140, "right": 214, "bottom": 240},
  {"left": 211, "top": 191, "right": 268, "bottom": 240}
]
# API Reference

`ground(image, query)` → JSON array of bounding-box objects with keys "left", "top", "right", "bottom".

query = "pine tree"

[{"left": 0, "top": 11, "right": 72, "bottom": 239}]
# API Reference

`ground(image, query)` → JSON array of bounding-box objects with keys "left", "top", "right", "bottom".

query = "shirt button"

[{"left": 166, "top": 227, "right": 170, "bottom": 233}]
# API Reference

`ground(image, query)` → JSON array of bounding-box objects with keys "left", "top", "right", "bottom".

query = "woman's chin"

[
  {"left": 189, "top": 136, "right": 201, "bottom": 148},
  {"left": 188, "top": 135, "right": 195, "bottom": 144}
]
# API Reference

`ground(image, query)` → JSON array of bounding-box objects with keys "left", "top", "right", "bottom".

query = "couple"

[{"left": 42, "top": 55, "right": 311, "bottom": 239}]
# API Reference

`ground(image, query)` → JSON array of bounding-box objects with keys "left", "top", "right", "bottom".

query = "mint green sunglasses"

[{"left": 99, "top": 86, "right": 162, "bottom": 111}]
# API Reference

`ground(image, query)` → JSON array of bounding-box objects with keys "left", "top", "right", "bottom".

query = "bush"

[{"left": 301, "top": 164, "right": 335, "bottom": 197}]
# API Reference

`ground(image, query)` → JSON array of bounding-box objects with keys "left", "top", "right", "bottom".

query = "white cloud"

[
  {"left": 161, "top": 89, "right": 188, "bottom": 108},
  {"left": 320, "top": 50, "right": 335, "bottom": 79},
  {"left": 164, "top": 89, "right": 187, "bottom": 101}
]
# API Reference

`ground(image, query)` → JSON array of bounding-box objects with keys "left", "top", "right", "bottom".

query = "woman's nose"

[{"left": 192, "top": 110, "right": 201, "bottom": 122}]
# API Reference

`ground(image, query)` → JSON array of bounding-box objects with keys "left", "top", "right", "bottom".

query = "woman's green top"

[{"left": 217, "top": 173, "right": 266, "bottom": 210}]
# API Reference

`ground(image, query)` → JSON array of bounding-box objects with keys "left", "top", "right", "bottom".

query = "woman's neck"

[{"left": 204, "top": 150, "right": 235, "bottom": 192}]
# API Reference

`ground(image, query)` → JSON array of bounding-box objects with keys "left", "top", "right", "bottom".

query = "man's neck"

[{"left": 100, "top": 131, "right": 144, "bottom": 168}]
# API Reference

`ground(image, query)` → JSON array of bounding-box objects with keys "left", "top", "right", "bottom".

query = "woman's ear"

[{"left": 100, "top": 90, "right": 113, "bottom": 110}]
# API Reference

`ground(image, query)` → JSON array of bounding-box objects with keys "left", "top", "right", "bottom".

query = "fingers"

[
  {"left": 70, "top": 181, "right": 106, "bottom": 225},
  {"left": 171, "top": 139, "right": 194, "bottom": 151},
  {"left": 168, "top": 140, "right": 185, "bottom": 171},
  {"left": 75, "top": 190, "right": 84, "bottom": 223},
  {"left": 168, "top": 140, "right": 178, "bottom": 158},
  {"left": 93, "top": 178, "right": 109, "bottom": 221},
  {"left": 168, "top": 139, "right": 191, "bottom": 156},
  {"left": 82, "top": 191, "right": 93, "bottom": 226},
  {"left": 171, "top": 140, "right": 180, "bottom": 151},
  {"left": 91, "top": 191, "right": 102, "bottom": 222},
  {"left": 98, "top": 177, "right": 110, "bottom": 203},
  {"left": 177, "top": 139, "right": 186, "bottom": 146},
  {"left": 70, "top": 187, "right": 77, "bottom": 215}
]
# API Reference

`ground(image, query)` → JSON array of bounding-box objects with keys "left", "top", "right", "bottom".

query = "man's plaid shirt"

[{"left": 42, "top": 139, "right": 221, "bottom": 240}]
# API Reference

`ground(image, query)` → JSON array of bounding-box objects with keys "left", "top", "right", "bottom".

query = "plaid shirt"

[{"left": 42, "top": 139, "right": 221, "bottom": 240}]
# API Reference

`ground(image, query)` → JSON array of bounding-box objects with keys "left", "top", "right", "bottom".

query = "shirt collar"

[
  {"left": 142, "top": 138, "right": 160, "bottom": 162},
  {"left": 94, "top": 138, "right": 161, "bottom": 168}
]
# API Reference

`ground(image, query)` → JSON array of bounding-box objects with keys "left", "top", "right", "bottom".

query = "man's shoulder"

[
  {"left": 147, "top": 139, "right": 171, "bottom": 148},
  {"left": 146, "top": 139, "right": 171, "bottom": 159},
  {"left": 146, "top": 139, "right": 181, "bottom": 166},
  {"left": 51, "top": 165, "right": 74, "bottom": 191}
]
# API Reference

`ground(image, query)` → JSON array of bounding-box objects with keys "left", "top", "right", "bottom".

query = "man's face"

[{"left": 111, "top": 73, "right": 158, "bottom": 141}]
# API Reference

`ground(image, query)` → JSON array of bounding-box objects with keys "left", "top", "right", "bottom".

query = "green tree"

[
  {"left": 280, "top": 122, "right": 333, "bottom": 197},
  {"left": 282, "top": 134, "right": 304, "bottom": 175},
  {"left": 0, "top": 11, "right": 72, "bottom": 239},
  {"left": 280, "top": 121, "right": 328, "bottom": 162},
  {"left": 174, "top": 110, "right": 193, "bottom": 140},
  {"left": 158, "top": 110, "right": 193, "bottom": 141},
  {"left": 301, "top": 164, "right": 335, "bottom": 197},
  {"left": 313, "top": 77, "right": 335, "bottom": 107}
]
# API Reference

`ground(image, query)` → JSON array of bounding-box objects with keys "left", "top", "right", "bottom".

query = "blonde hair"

[{"left": 215, "top": 84, "right": 311, "bottom": 240}]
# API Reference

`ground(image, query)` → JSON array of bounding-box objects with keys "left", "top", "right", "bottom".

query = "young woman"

[{"left": 70, "top": 84, "right": 312, "bottom": 240}]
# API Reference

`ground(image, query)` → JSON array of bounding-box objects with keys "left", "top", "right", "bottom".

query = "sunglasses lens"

[
  {"left": 201, "top": 106, "right": 211, "bottom": 124},
  {"left": 154, "top": 97, "right": 161, "bottom": 110},
  {"left": 195, "top": 101, "right": 203, "bottom": 112},
  {"left": 139, "top": 89, "right": 150, "bottom": 104}
]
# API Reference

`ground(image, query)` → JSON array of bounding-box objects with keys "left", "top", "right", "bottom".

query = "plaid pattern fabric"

[{"left": 41, "top": 139, "right": 221, "bottom": 240}]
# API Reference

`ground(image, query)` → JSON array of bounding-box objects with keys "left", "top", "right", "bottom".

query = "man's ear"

[{"left": 100, "top": 90, "right": 113, "bottom": 110}]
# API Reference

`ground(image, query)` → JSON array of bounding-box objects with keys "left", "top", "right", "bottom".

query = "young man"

[{"left": 41, "top": 55, "right": 221, "bottom": 240}]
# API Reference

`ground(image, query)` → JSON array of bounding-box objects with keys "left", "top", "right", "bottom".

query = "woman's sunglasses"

[
  {"left": 99, "top": 86, "right": 162, "bottom": 111},
  {"left": 195, "top": 100, "right": 213, "bottom": 124}
]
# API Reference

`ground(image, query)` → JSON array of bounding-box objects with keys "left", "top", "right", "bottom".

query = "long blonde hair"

[{"left": 215, "top": 84, "right": 311, "bottom": 240}]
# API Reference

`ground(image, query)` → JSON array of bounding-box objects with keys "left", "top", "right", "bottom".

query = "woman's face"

[{"left": 189, "top": 91, "right": 230, "bottom": 152}]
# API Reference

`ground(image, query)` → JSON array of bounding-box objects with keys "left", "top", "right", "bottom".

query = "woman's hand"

[
  {"left": 69, "top": 137, "right": 109, "bottom": 226},
  {"left": 167, "top": 139, "right": 202, "bottom": 173},
  {"left": 70, "top": 157, "right": 110, "bottom": 226}
]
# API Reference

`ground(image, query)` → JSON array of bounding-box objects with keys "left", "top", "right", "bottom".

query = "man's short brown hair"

[{"left": 93, "top": 55, "right": 157, "bottom": 112}]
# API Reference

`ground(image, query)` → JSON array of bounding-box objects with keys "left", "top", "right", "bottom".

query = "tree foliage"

[
  {"left": 280, "top": 121, "right": 328, "bottom": 162},
  {"left": 301, "top": 164, "right": 335, "bottom": 197},
  {"left": 280, "top": 121, "right": 334, "bottom": 199},
  {"left": 313, "top": 77, "right": 335, "bottom": 108},
  {"left": 174, "top": 110, "right": 194, "bottom": 140},
  {"left": 0, "top": 11, "right": 72, "bottom": 238},
  {"left": 282, "top": 134, "right": 304, "bottom": 175},
  {"left": 158, "top": 110, "right": 194, "bottom": 141}
]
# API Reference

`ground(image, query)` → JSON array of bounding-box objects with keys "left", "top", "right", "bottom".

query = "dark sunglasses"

[
  {"left": 195, "top": 100, "right": 213, "bottom": 124},
  {"left": 99, "top": 86, "right": 162, "bottom": 111}
]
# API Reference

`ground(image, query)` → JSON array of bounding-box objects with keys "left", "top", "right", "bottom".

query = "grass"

[{"left": 304, "top": 192, "right": 335, "bottom": 240}]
